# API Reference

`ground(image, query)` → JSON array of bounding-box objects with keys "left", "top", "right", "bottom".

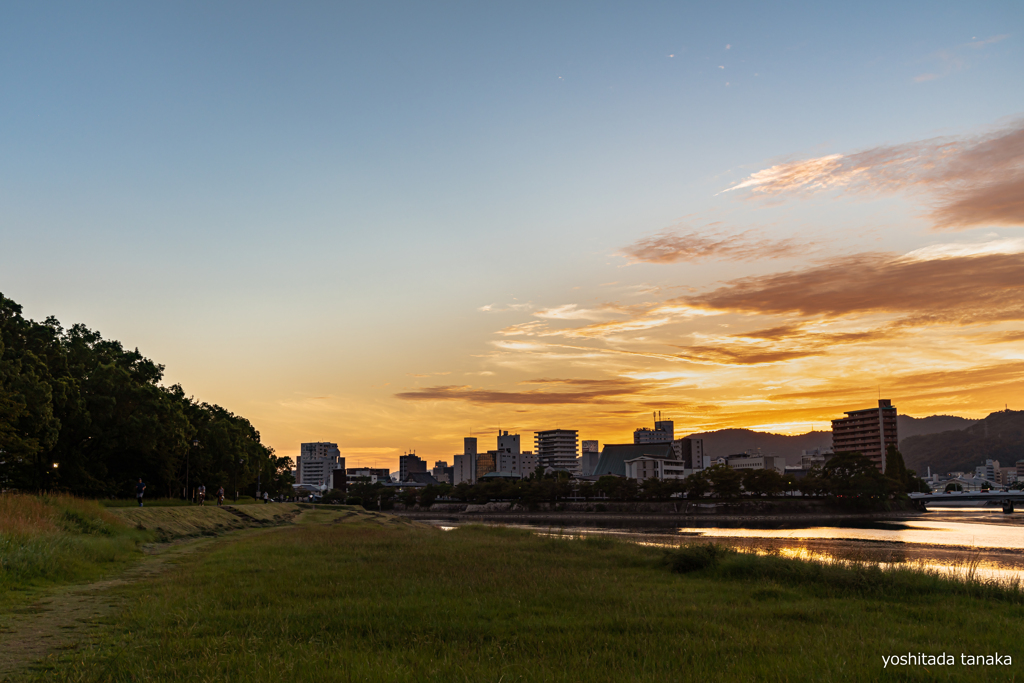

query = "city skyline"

[{"left": 2, "top": 3, "right": 1022, "bottom": 467}]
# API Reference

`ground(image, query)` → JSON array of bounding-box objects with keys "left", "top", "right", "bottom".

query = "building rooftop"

[{"left": 593, "top": 443, "right": 675, "bottom": 477}]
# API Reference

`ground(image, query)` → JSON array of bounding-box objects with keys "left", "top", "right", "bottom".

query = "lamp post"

[
  {"left": 234, "top": 456, "right": 246, "bottom": 502},
  {"left": 189, "top": 438, "right": 199, "bottom": 502}
]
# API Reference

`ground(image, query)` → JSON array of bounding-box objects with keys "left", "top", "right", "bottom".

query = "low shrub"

[{"left": 664, "top": 543, "right": 732, "bottom": 573}]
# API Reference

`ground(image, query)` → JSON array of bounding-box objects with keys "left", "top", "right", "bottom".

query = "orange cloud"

[
  {"left": 723, "top": 120, "right": 1024, "bottom": 230},
  {"left": 621, "top": 228, "right": 804, "bottom": 264},
  {"left": 684, "top": 251, "right": 1024, "bottom": 323}
]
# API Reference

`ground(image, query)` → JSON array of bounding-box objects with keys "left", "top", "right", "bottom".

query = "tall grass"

[
  {"left": 663, "top": 542, "right": 1024, "bottom": 603},
  {"left": 0, "top": 493, "right": 148, "bottom": 600}
]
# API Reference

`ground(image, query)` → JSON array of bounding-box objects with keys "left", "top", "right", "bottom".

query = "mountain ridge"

[{"left": 684, "top": 413, "right": 979, "bottom": 466}]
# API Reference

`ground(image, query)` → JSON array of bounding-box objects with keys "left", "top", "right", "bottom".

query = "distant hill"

[
  {"left": 901, "top": 410, "right": 1024, "bottom": 477},
  {"left": 897, "top": 414, "right": 977, "bottom": 441},
  {"left": 683, "top": 429, "right": 832, "bottom": 466},
  {"left": 685, "top": 414, "right": 981, "bottom": 467}
]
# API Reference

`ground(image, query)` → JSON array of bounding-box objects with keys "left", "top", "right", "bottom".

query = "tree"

[
  {"left": 821, "top": 451, "right": 894, "bottom": 499},
  {"left": 742, "top": 468, "right": 784, "bottom": 497},
  {"left": 683, "top": 471, "right": 710, "bottom": 499},
  {"left": 705, "top": 464, "right": 742, "bottom": 498},
  {"left": 418, "top": 485, "right": 438, "bottom": 508}
]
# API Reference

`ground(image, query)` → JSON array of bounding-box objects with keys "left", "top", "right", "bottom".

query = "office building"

[
  {"left": 432, "top": 460, "right": 453, "bottom": 485},
  {"left": 476, "top": 451, "right": 497, "bottom": 478},
  {"left": 346, "top": 467, "right": 390, "bottom": 483},
  {"left": 296, "top": 442, "right": 343, "bottom": 488},
  {"left": 673, "top": 438, "right": 705, "bottom": 470},
  {"left": 634, "top": 413, "right": 674, "bottom": 444},
  {"left": 726, "top": 454, "right": 786, "bottom": 473},
  {"left": 497, "top": 431, "right": 520, "bottom": 455},
  {"left": 399, "top": 453, "right": 428, "bottom": 482},
  {"left": 453, "top": 437, "right": 478, "bottom": 484},
  {"left": 975, "top": 459, "right": 1000, "bottom": 483},
  {"left": 594, "top": 443, "right": 675, "bottom": 477},
  {"left": 831, "top": 399, "right": 898, "bottom": 473},
  {"left": 623, "top": 455, "right": 688, "bottom": 481},
  {"left": 492, "top": 430, "right": 537, "bottom": 477},
  {"left": 535, "top": 429, "right": 579, "bottom": 472}
]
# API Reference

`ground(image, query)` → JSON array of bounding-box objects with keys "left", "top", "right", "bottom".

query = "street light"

[
  {"left": 188, "top": 438, "right": 199, "bottom": 502},
  {"left": 234, "top": 456, "right": 246, "bottom": 502}
]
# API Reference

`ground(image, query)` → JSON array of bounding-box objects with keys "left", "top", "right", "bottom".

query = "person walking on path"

[
  {"left": 136, "top": 478, "right": 146, "bottom": 507},
  {"left": 217, "top": 486, "right": 225, "bottom": 506},
  {"left": 263, "top": 491, "right": 269, "bottom": 504}
]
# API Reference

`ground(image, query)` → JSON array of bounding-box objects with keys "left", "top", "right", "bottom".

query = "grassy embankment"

[
  {"left": 0, "top": 494, "right": 148, "bottom": 609},
  {"left": 0, "top": 494, "right": 302, "bottom": 609},
  {"left": 29, "top": 512, "right": 1024, "bottom": 682}
]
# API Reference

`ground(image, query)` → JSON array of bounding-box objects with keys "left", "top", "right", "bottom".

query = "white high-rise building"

[
  {"left": 535, "top": 429, "right": 579, "bottom": 472},
  {"left": 296, "top": 442, "right": 343, "bottom": 489},
  {"left": 453, "top": 437, "right": 478, "bottom": 484}
]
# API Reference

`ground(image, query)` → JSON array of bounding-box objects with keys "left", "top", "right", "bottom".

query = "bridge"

[{"left": 909, "top": 490, "right": 1024, "bottom": 513}]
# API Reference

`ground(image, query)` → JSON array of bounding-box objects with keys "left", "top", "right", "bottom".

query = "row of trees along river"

[
  {"left": 0, "top": 293, "right": 293, "bottom": 498},
  {"left": 334, "top": 449, "right": 931, "bottom": 510}
]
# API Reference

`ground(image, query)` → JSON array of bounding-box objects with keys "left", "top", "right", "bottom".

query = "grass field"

[
  {"left": 23, "top": 510, "right": 1024, "bottom": 682},
  {"left": 0, "top": 494, "right": 304, "bottom": 611}
]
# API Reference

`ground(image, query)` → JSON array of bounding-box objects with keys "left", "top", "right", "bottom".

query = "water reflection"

[{"left": 425, "top": 507, "right": 1024, "bottom": 584}]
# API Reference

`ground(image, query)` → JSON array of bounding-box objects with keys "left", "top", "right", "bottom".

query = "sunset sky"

[{"left": 2, "top": 2, "right": 1022, "bottom": 467}]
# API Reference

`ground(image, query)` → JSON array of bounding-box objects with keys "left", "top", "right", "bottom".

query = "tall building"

[
  {"left": 497, "top": 431, "right": 520, "bottom": 455},
  {"left": 975, "top": 459, "right": 1000, "bottom": 483},
  {"left": 634, "top": 413, "right": 674, "bottom": 444},
  {"left": 535, "top": 429, "right": 579, "bottom": 471},
  {"left": 831, "top": 399, "right": 898, "bottom": 473},
  {"left": 453, "top": 437, "right": 478, "bottom": 484},
  {"left": 673, "top": 438, "right": 705, "bottom": 470},
  {"left": 432, "top": 460, "right": 452, "bottom": 485},
  {"left": 399, "top": 452, "right": 427, "bottom": 481},
  {"left": 476, "top": 451, "right": 497, "bottom": 478},
  {"left": 296, "top": 442, "right": 343, "bottom": 488},
  {"left": 492, "top": 430, "right": 536, "bottom": 477},
  {"left": 580, "top": 440, "right": 600, "bottom": 476}
]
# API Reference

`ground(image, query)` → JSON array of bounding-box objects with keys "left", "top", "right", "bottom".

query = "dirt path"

[
  {"left": 0, "top": 506, "right": 400, "bottom": 679},
  {"left": 0, "top": 533, "right": 235, "bottom": 680}
]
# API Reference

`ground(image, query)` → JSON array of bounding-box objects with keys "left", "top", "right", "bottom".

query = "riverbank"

[{"left": 25, "top": 511, "right": 1024, "bottom": 682}]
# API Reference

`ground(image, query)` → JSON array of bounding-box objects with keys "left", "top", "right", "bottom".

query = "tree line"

[
  {"left": 332, "top": 449, "right": 929, "bottom": 509},
  {"left": 0, "top": 293, "right": 292, "bottom": 498}
]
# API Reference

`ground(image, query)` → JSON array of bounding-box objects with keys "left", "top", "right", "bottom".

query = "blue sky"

[{"left": 2, "top": 2, "right": 1022, "bottom": 463}]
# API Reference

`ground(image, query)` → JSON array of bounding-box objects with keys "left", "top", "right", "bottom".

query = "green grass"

[
  {"left": 105, "top": 503, "right": 303, "bottom": 541},
  {"left": 27, "top": 517, "right": 1024, "bottom": 682},
  {"left": 0, "top": 495, "right": 304, "bottom": 613},
  {"left": 100, "top": 496, "right": 263, "bottom": 507},
  {"left": 0, "top": 494, "right": 152, "bottom": 608}
]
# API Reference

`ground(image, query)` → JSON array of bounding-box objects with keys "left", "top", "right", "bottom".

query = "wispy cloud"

[
  {"left": 533, "top": 304, "right": 612, "bottom": 321},
  {"left": 721, "top": 120, "right": 1024, "bottom": 230},
  {"left": 395, "top": 378, "right": 651, "bottom": 405},
  {"left": 479, "top": 302, "right": 533, "bottom": 312},
  {"left": 914, "top": 34, "right": 1009, "bottom": 82},
  {"left": 621, "top": 227, "right": 805, "bottom": 264}
]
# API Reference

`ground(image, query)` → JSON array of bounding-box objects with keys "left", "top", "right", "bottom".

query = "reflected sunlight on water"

[{"left": 426, "top": 508, "right": 1024, "bottom": 583}]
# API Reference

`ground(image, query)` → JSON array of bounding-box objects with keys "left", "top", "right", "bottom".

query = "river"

[{"left": 424, "top": 507, "right": 1024, "bottom": 584}]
